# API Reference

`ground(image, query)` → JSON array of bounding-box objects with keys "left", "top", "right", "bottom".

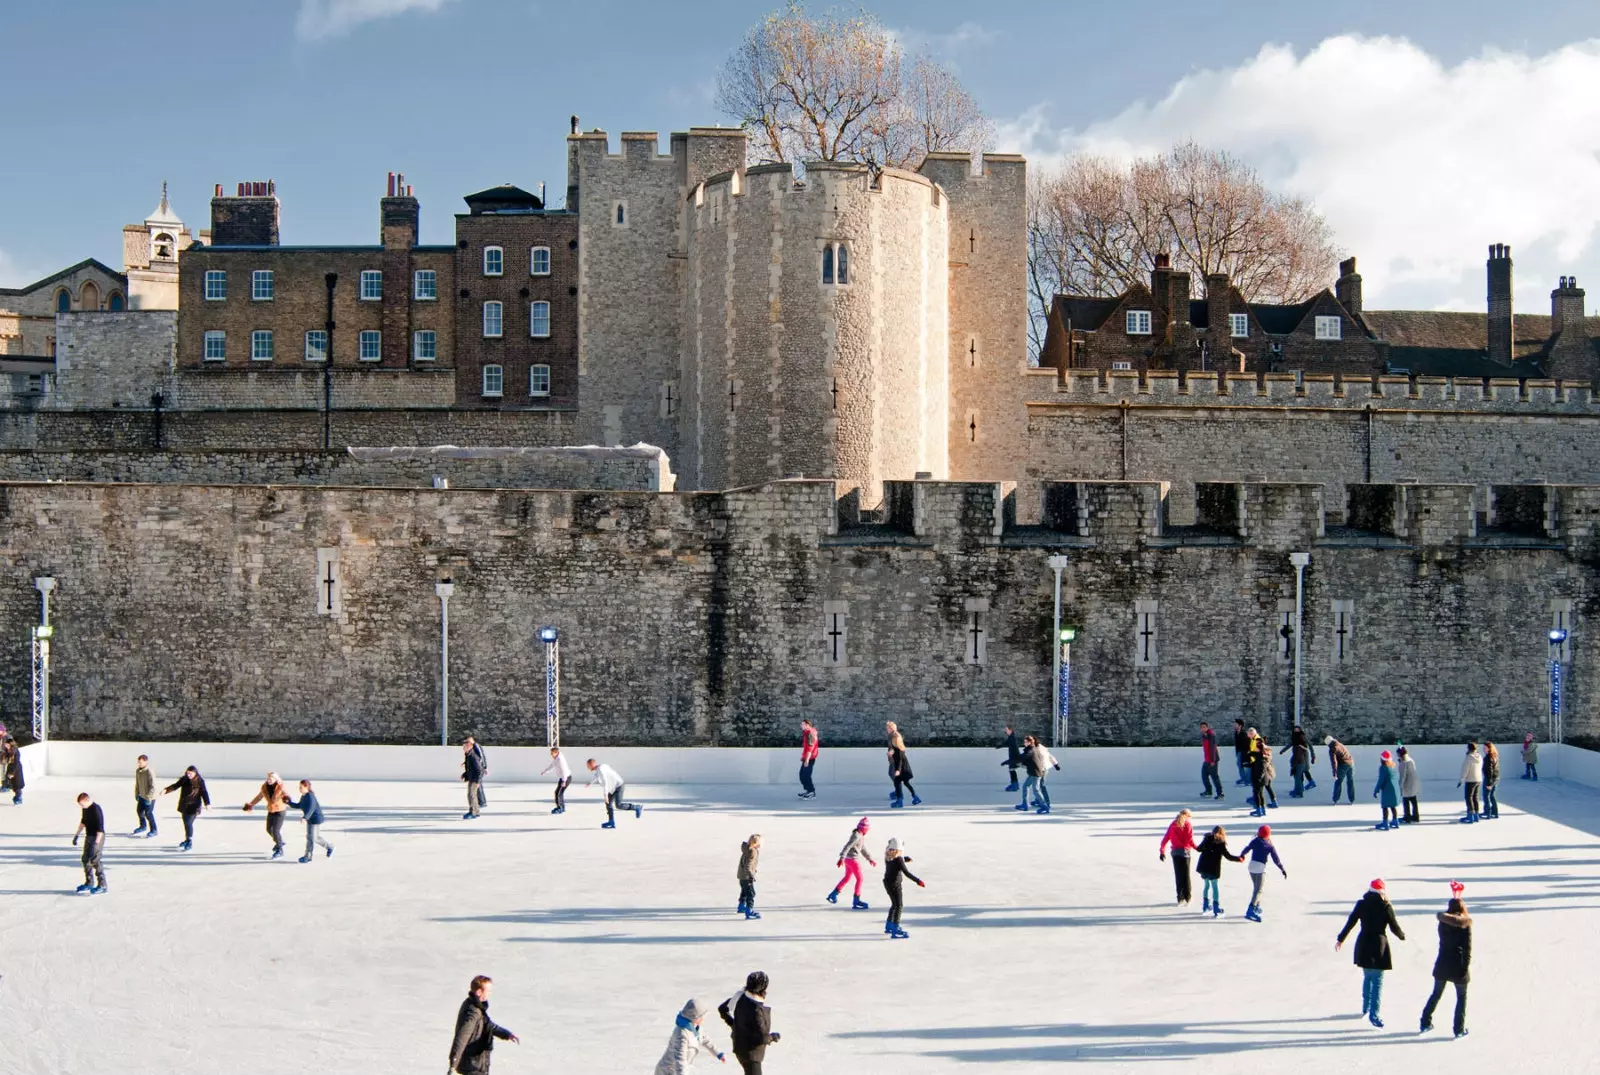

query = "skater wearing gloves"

[
  {"left": 1199, "top": 722, "right": 1222, "bottom": 799},
  {"left": 826, "top": 817, "right": 876, "bottom": 909},
  {"left": 1521, "top": 733, "right": 1539, "bottom": 780},
  {"left": 718, "top": 971, "right": 780, "bottom": 1075},
  {"left": 1420, "top": 884, "right": 1472, "bottom": 1038},
  {"left": 1281, "top": 726, "right": 1317, "bottom": 798},
  {"left": 286, "top": 779, "right": 333, "bottom": 862},
  {"left": 1158, "top": 808, "right": 1197, "bottom": 906},
  {"left": 447, "top": 975, "right": 519, "bottom": 1074},
  {"left": 1239, "top": 824, "right": 1286, "bottom": 922},
  {"left": 1000, "top": 725, "right": 1022, "bottom": 792},
  {"left": 461, "top": 740, "right": 485, "bottom": 819},
  {"left": 1373, "top": 751, "right": 1400, "bottom": 830},
  {"left": 72, "top": 792, "right": 107, "bottom": 895},
  {"left": 1457, "top": 742, "right": 1483, "bottom": 823},
  {"left": 882, "top": 838, "right": 925, "bottom": 938},
  {"left": 1195, "top": 825, "right": 1242, "bottom": 917},
  {"left": 243, "top": 771, "right": 292, "bottom": 858},
  {"left": 1481, "top": 743, "right": 1501, "bottom": 819},
  {"left": 887, "top": 724, "right": 920, "bottom": 807},
  {"left": 541, "top": 747, "right": 571, "bottom": 815},
  {"left": 1327, "top": 736, "right": 1356, "bottom": 803},
  {"left": 1398, "top": 747, "right": 1421, "bottom": 824},
  {"left": 132, "top": 754, "right": 158, "bottom": 838},
  {"left": 161, "top": 766, "right": 210, "bottom": 850},
  {"left": 1032, "top": 737, "right": 1061, "bottom": 814},
  {"left": 798, "top": 719, "right": 819, "bottom": 799},
  {"left": 654, "top": 998, "right": 726, "bottom": 1073},
  {"left": 1336, "top": 878, "right": 1407, "bottom": 1028},
  {"left": 586, "top": 758, "right": 641, "bottom": 829},
  {"left": 737, "top": 834, "right": 762, "bottom": 920}
]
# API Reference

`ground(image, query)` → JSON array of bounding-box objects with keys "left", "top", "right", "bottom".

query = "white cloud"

[
  {"left": 892, "top": 21, "right": 999, "bottom": 58},
  {"left": 295, "top": 0, "right": 458, "bottom": 41},
  {"left": 999, "top": 36, "right": 1600, "bottom": 311}
]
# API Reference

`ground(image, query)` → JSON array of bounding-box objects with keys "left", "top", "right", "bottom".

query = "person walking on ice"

[
  {"left": 1420, "top": 883, "right": 1472, "bottom": 1038},
  {"left": 654, "top": 998, "right": 726, "bottom": 1074},
  {"left": 886, "top": 723, "right": 920, "bottom": 807},
  {"left": 286, "top": 779, "right": 333, "bottom": 862},
  {"left": 1232, "top": 719, "right": 1250, "bottom": 786},
  {"left": 448, "top": 974, "right": 519, "bottom": 1075},
  {"left": 541, "top": 746, "right": 571, "bottom": 815},
  {"left": 243, "top": 771, "right": 292, "bottom": 858},
  {"left": 1336, "top": 878, "right": 1407, "bottom": 1027},
  {"left": 1199, "top": 721, "right": 1222, "bottom": 799},
  {"left": 826, "top": 817, "right": 876, "bottom": 909},
  {"left": 72, "top": 792, "right": 107, "bottom": 895},
  {"left": 1373, "top": 750, "right": 1401, "bottom": 830},
  {"left": 798, "top": 719, "right": 820, "bottom": 799},
  {"left": 718, "top": 971, "right": 780, "bottom": 1074},
  {"left": 1196, "top": 825, "right": 1242, "bottom": 917},
  {"left": 1521, "top": 733, "right": 1539, "bottom": 780},
  {"left": 1281, "top": 725, "right": 1317, "bottom": 798},
  {"left": 1481, "top": 742, "right": 1501, "bottom": 819},
  {"left": 1159, "top": 808, "right": 1197, "bottom": 907},
  {"left": 586, "top": 758, "right": 642, "bottom": 829},
  {"left": 1457, "top": 742, "right": 1483, "bottom": 823},
  {"left": 461, "top": 740, "right": 485, "bottom": 820},
  {"left": 132, "top": 754, "right": 158, "bottom": 838},
  {"left": 1031, "top": 736, "right": 1060, "bottom": 814},
  {"left": 1398, "top": 747, "right": 1421, "bottom": 824},
  {"left": 882, "top": 837, "right": 925, "bottom": 938},
  {"left": 1326, "top": 736, "right": 1356, "bottom": 803},
  {"left": 161, "top": 765, "right": 210, "bottom": 851},
  {"left": 464, "top": 735, "right": 489, "bottom": 810},
  {"left": 737, "top": 834, "right": 762, "bottom": 919},
  {"left": 1001, "top": 724, "right": 1022, "bottom": 792},
  {"left": 1239, "top": 824, "right": 1286, "bottom": 922}
]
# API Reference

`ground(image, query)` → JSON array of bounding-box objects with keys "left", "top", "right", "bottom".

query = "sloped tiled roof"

[
  {"left": 1362, "top": 310, "right": 1600, "bottom": 361},
  {"left": 1249, "top": 297, "right": 1318, "bottom": 335},
  {"left": 0, "top": 257, "right": 126, "bottom": 296},
  {"left": 1054, "top": 296, "right": 1120, "bottom": 332}
]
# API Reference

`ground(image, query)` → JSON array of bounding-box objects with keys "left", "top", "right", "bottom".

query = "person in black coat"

[
  {"left": 1232, "top": 719, "right": 1249, "bottom": 785},
  {"left": 448, "top": 975, "right": 518, "bottom": 1074},
  {"left": 160, "top": 766, "right": 210, "bottom": 851},
  {"left": 1195, "top": 825, "right": 1243, "bottom": 917},
  {"left": 999, "top": 725, "right": 1021, "bottom": 792},
  {"left": 1420, "top": 897, "right": 1472, "bottom": 1037},
  {"left": 2, "top": 736, "right": 24, "bottom": 805},
  {"left": 1336, "top": 878, "right": 1406, "bottom": 1027},
  {"left": 719, "top": 971, "right": 780, "bottom": 1075}
]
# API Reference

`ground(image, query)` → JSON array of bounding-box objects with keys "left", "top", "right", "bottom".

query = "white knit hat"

[{"left": 886, "top": 837, "right": 902, "bottom": 852}]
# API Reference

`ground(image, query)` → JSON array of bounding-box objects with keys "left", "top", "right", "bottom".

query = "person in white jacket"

[
  {"left": 654, "top": 998, "right": 725, "bottom": 1074},
  {"left": 542, "top": 747, "right": 571, "bottom": 815},
  {"left": 1032, "top": 740, "right": 1062, "bottom": 815},
  {"left": 1398, "top": 747, "right": 1421, "bottom": 824},
  {"left": 586, "top": 758, "right": 641, "bottom": 829},
  {"left": 1456, "top": 742, "right": 1484, "bottom": 824}
]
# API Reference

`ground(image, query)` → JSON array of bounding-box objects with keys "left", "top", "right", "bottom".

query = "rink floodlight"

[
  {"left": 1549, "top": 628, "right": 1569, "bottom": 643},
  {"left": 538, "top": 626, "right": 560, "bottom": 643}
]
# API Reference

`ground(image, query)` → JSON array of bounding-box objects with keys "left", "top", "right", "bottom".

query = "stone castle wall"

[{"left": 3, "top": 477, "right": 1592, "bottom": 748}]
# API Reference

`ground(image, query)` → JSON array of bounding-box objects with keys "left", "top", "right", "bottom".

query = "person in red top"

[
  {"left": 1159, "top": 808, "right": 1199, "bottom": 906},
  {"left": 1199, "top": 722, "right": 1223, "bottom": 800},
  {"left": 798, "top": 719, "right": 820, "bottom": 800}
]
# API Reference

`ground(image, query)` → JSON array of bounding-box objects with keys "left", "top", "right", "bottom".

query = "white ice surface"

[{"left": 2, "top": 771, "right": 1595, "bottom": 1074}]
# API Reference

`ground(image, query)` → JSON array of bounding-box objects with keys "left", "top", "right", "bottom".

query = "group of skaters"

[{"left": 462, "top": 739, "right": 642, "bottom": 829}]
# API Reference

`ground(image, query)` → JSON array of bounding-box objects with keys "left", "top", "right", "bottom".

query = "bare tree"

[
  {"left": 717, "top": 3, "right": 991, "bottom": 170},
  {"left": 1029, "top": 142, "right": 1338, "bottom": 357}
]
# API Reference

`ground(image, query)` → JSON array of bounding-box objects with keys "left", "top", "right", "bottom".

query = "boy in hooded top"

[{"left": 654, "top": 998, "right": 725, "bottom": 1074}]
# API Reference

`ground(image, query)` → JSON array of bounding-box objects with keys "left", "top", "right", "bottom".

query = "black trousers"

[
  {"left": 886, "top": 882, "right": 905, "bottom": 924},
  {"left": 739, "top": 878, "right": 756, "bottom": 909},
  {"left": 266, "top": 811, "right": 286, "bottom": 849},
  {"left": 554, "top": 777, "right": 569, "bottom": 809},
  {"left": 1251, "top": 774, "right": 1275, "bottom": 806},
  {"left": 892, "top": 775, "right": 916, "bottom": 799},
  {"left": 1403, "top": 796, "right": 1420, "bottom": 822},
  {"left": 181, "top": 811, "right": 197, "bottom": 841},
  {"left": 734, "top": 1053, "right": 763, "bottom": 1075},
  {"left": 1422, "top": 977, "right": 1468, "bottom": 1033},
  {"left": 799, "top": 760, "right": 816, "bottom": 793},
  {"left": 1463, "top": 782, "right": 1480, "bottom": 814},
  {"left": 1171, "top": 850, "right": 1192, "bottom": 901}
]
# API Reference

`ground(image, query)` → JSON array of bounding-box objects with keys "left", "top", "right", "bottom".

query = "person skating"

[
  {"left": 286, "top": 779, "right": 333, "bottom": 862},
  {"left": 798, "top": 719, "right": 820, "bottom": 799},
  {"left": 160, "top": 765, "right": 210, "bottom": 850},
  {"left": 1159, "top": 808, "right": 1197, "bottom": 906},
  {"left": 887, "top": 724, "right": 920, "bottom": 807},
  {"left": 131, "top": 754, "right": 158, "bottom": 838},
  {"left": 461, "top": 740, "right": 485, "bottom": 820},
  {"left": 1481, "top": 742, "right": 1501, "bottom": 819},
  {"left": 1373, "top": 751, "right": 1401, "bottom": 830},
  {"left": 1420, "top": 886, "right": 1472, "bottom": 1038},
  {"left": 654, "top": 998, "right": 726, "bottom": 1074},
  {"left": 1521, "top": 733, "right": 1539, "bottom": 780},
  {"left": 1031, "top": 737, "right": 1061, "bottom": 814},
  {"left": 2, "top": 736, "right": 24, "bottom": 805},
  {"left": 1398, "top": 747, "right": 1421, "bottom": 823},
  {"left": 586, "top": 758, "right": 641, "bottom": 828},
  {"left": 465, "top": 735, "right": 489, "bottom": 809},
  {"left": 1196, "top": 825, "right": 1243, "bottom": 917},
  {"left": 541, "top": 746, "right": 572, "bottom": 814},
  {"left": 1232, "top": 719, "right": 1250, "bottom": 786},
  {"left": 1336, "top": 878, "right": 1407, "bottom": 1027},
  {"left": 243, "top": 771, "right": 292, "bottom": 858},
  {"left": 718, "top": 971, "right": 780, "bottom": 1075},
  {"left": 881, "top": 838, "right": 926, "bottom": 938},
  {"left": 827, "top": 817, "right": 876, "bottom": 909},
  {"left": 1245, "top": 729, "right": 1276, "bottom": 816},
  {"left": 1199, "top": 722, "right": 1223, "bottom": 799},
  {"left": 1239, "top": 824, "right": 1286, "bottom": 922},
  {"left": 72, "top": 792, "right": 107, "bottom": 895},
  {"left": 1457, "top": 742, "right": 1483, "bottom": 823},
  {"left": 1326, "top": 736, "right": 1356, "bottom": 803},
  {"left": 447, "top": 975, "right": 519, "bottom": 1075},
  {"left": 1015, "top": 734, "right": 1044, "bottom": 812},
  {"left": 1259, "top": 735, "right": 1280, "bottom": 810},
  {"left": 1000, "top": 724, "right": 1022, "bottom": 792},
  {"left": 737, "top": 833, "right": 762, "bottom": 920},
  {"left": 1281, "top": 726, "right": 1318, "bottom": 798}
]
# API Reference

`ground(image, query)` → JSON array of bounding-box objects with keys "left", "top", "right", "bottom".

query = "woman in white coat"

[
  {"left": 1398, "top": 747, "right": 1421, "bottom": 824},
  {"left": 654, "top": 998, "right": 726, "bottom": 1074}
]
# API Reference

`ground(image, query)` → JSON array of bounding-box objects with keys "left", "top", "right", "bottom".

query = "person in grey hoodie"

[
  {"left": 1457, "top": 742, "right": 1484, "bottom": 823},
  {"left": 826, "top": 817, "right": 876, "bottom": 909},
  {"left": 654, "top": 998, "right": 725, "bottom": 1074},
  {"left": 1398, "top": 747, "right": 1421, "bottom": 824}
]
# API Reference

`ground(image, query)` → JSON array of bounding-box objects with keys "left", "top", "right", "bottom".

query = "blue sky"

[{"left": 5, "top": 0, "right": 1600, "bottom": 312}]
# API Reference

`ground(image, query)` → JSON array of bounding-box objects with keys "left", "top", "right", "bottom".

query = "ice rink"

[{"left": 3, "top": 766, "right": 1596, "bottom": 1073}]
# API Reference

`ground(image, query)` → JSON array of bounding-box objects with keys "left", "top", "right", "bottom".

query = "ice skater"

[
  {"left": 465, "top": 735, "right": 489, "bottom": 809},
  {"left": 1419, "top": 885, "right": 1472, "bottom": 1038},
  {"left": 1015, "top": 734, "right": 1044, "bottom": 812},
  {"left": 881, "top": 837, "right": 925, "bottom": 938},
  {"left": 1239, "top": 824, "right": 1286, "bottom": 922},
  {"left": 448, "top": 975, "right": 519, "bottom": 1074},
  {"left": 654, "top": 998, "right": 725, "bottom": 1074},
  {"left": 160, "top": 765, "right": 210, "bottom": 850},
  {"left": 1336, "top": 878, "right": 1407, "bottom": 1027},
  {"left": 737, "top": 833, "right": 762, "bottom": 919},
  {"left": 1000, "top": 724, "right": 1022, "bottom": 792},
  {"left": 1031, "top": 736, "right": 1060, "bottom": 814},
  {"left": 798, "top": 718, "right": 819, "bottom": 799},
  {"left": 541, "top": 746, "right": 571, "bottom": 814},
  {"left": 718, "top": 971, "right": 780, "bottom": 1074},
  {"left": 1481, "top": 742, "right": 1501, "bottom": 819},
  {"left": 1281, "top": 725, "right": 1318, "bottom": 797},
  {"left": 72, "top": 792, "right": 107, "bottom": 895},
  {"left": 1326, "top": 736, "right": 1356, "bottom": 803},
  {"left": 826, "top": 816, "right": 876, "bottom": 909},
  {"left": 1457, "top": 742, "right": 1483, "bottom": 823},
  {"left": 286, "top": 779, "right": 333, "bottom": 862},
  {"left": 243, "top": 771, "right": 292, "bottom": 858},
  {"left": 2, "top": 735, "right": 23, "bottom": 805},
  {"left": 1195, "top": 825, "right": 1242, "bottom": 917},
  {"left": 1246, "top": 729, "right": 1276, "bottom": 815},
  {"left": 1373, "top": 750, "right": 1400, "bottom": 830},
  {"left": 1398, "top": 747, "right": 1421, "bottom": 823},
  {"left": 1159, "top": 808, "right": 1197, "bottom": 906},
  {"left": 886, "top": 723, "right": 920, "bottom": 807},
  {"left": 1199, "top": 721, "right": 1222, "bottom": 799},
  {"left": 586, "top": 758, "right": 641, "bottom": 829},
  {"left": 1521, "top": 733, "right": 1539, "bottom": 780},
  {"left": 132, "top": 754, "right": 157, "bottom": 838},
  {"left": 461, "top": 739, "right": 485, "bottom": 820},
  {"left": 1232, "top": 719, "right": 1250, "bottom": 786}
]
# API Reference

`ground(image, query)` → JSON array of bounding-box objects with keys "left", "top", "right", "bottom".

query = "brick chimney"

[
  {"left": 1487, "top": 243, "right": 1514, "bottom": 366},
  {"left": 1335, "top": 256, "right": 1362, "bottom": 316},
  {"left": 209, "top": 180, "right": 280, "bottom": 246},
  {"left": 1149, "top": 254, "right": 1189, "bottom": 341},
  {"left": 1544, "top": 275, "right": 1593, "bottom": 382},
  {"left": 1552, "top": 275, "right": 1585, "bottom": 331},
  {"left": 380, "top": 171, "right": 420, "bottom": 250}
]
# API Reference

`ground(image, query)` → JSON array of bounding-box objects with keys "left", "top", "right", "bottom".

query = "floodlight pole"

[
  {"left": 1047, "top": 555, "right": 1069, "bottom": 748},
  {"left": 539, "top": 626, "right": 561, "bottom": 748},
  {"left": 435, "top": 580, "right": 454, "bottom": 747},
  {"left": 32, "top": 576, "right": 55, "bottom": 744},
  {"left": 1289, "top": 552, "right": 1310, "bottom": 731},
  {"left": 1549, "top": 627, "right": 1568, "bottom": 745}
]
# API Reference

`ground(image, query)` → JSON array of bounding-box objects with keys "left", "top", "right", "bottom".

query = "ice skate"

[
  {"left": 633, "top": 804, "right": 642, "bottom": 818},
  {"left": 744, "top": 909, "right": 761, "bottom": 920},
  {"left": 325, "top": 845, "right": 334, "bottom": 857},
  {"left": 890, "top": 926, "right": 909, "bottom": 938},
  {"left": 75, "top": 884, "right": 92, "bottom": 895},
  {"left": 1369, "top": 1014, "right": 1384, "bottom": 1028},
  {"left": 826, "top": 890, "right": 840, "bottom": 904},
  {"left": 851, "top": 895, "right": 870, "bottom": 910},
  {"left": 601, "top": 820, "right": 616, "bottom": 829},
  {"left": 89, "top": 885, "right": 106, "bottom": 895},
  {"left": 910, "top": 795, "right": 922, "bottom": 806},
  {"left": 298, "top": 855, "right": 312, "bottom": 863}
]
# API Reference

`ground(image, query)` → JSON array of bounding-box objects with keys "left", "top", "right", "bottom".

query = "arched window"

[
  {"left": 616, "top": 203, "right": 625, "bottom": 225},
  {"left": 822, "top": 242, "right": 849, "bottom": 286},
  {"left": 153, "top": 233, "right": 175, "bottom": 261},
  {"left": 822, "top": 245, "right": 834, "bottom": 285},
  {"left": 80, "top": 281, "right": 100, "bottom": 309},
  {"left": 836, "top": 244, "right": 849, "bottom": 284},
  {"left": 56, "top": 290, "right": 71, "bottom": 313},
  {"left": 108, "top": 292, "right": 125, "bottom": 311}
]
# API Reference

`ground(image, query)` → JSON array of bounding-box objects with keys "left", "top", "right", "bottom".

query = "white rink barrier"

[{"left": 33, "top": 739, "right": 1595, "bottom": 788}]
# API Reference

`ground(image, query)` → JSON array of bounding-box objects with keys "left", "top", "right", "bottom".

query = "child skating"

[
  {"left": 737, "top": 834, "right": 762, "bottom": 919},
  {"left": 542, "top": 747, "right": 571, "bottom": 814},
  {"left": 286, "top": 779, "right": 334, "bottom": 862},
  {"left": 826, "top": 817, "right": 876, "bottom": 910},
  {"left": 1239, "top": 824, "right": 1286, "bottom": 922},
  {"left": 1521, "top": 733, "right": 1539, "bottom": 779},
  {"left": 1373, "top": 751, "right": 1400, "bottom": 829},
  {"left": 882, "top": 838, "right": 925, "bottom": 938},
  {"left": 653, "top": 998, "right": 726, "bottom": 1074},
  {"left": 1196, "top": 825, "right": 1242, "bottom": 917}
]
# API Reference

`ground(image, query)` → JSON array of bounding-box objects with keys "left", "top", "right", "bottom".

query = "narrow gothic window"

[
  {"left": 822, "top": 245, "right": 834, "bottom": 284},
  {"left": 1277, "top": 599, "right": 1295, "bottom": 664}
]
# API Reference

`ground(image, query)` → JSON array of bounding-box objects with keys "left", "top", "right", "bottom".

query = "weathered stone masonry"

[{"left": 1, "top": 478, "right": 1593, "bottom": 748}]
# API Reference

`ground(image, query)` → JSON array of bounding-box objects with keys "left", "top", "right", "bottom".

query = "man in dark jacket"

[
  {"left": 462, "top": 740, "right": 485, "bottom": 820},
  {"left": 1232, "top": 719, "right": 1249, "bottom": 786},
  {"left": 1336, "top": 878, "right": 1406, "bottom": 1027},
  {"left": 1420, "top": 897, "right": 1472, "bottom": 1037},
  {"left": 719, "top": 970, "right": 780, "bottom": 1075},
  {"left": 448, "top": 975, "right": 518, "bottom": 1074},
  {"left": 287, "top": 779, "right": 333, "bottom": 863},
  {"left": 1000, "top": 725, "right": 1021, "bottom": 791}
]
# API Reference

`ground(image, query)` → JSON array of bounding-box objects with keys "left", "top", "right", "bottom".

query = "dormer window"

[{"left": 1126, "top": 310, "right": 1152, "bottom": 335}]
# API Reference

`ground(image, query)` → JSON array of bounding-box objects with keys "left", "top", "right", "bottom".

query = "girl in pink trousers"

[{"left": 826, "top": 817, "right": 876, "bottom": 910}]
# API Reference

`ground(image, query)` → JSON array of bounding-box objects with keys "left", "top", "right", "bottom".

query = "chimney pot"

[{"left": 1154, "top": 253, "right": 1171, "bottom": 270}]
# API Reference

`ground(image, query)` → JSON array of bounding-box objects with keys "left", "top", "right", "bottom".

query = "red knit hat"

[
  {"left": 1370, "top": 878, "right": 1385, "bottom": 891},
  {"left": 856, "top": 817, "right": 870, "bottom": 832},
  {"left": 1257, "top": 825, "right": 1270, "bottom": 838},
  {"left": 1380, "top": 750, "right": 1392, "bottom": 760}
]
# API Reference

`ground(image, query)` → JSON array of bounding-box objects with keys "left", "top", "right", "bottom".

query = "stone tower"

[{"left": 122, "top": 182, "right": 193, "bottom": 310}]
